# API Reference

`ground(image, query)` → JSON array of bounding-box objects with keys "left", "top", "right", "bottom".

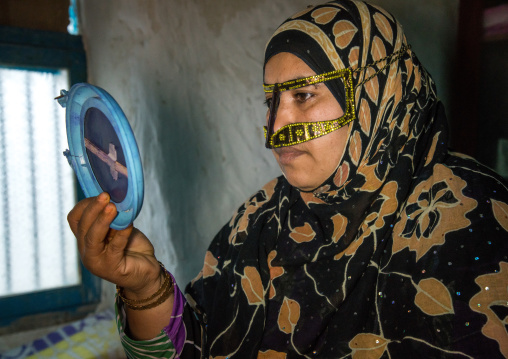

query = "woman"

[{"left": 68, "top": 1, "right": 508, "bottom": 358}]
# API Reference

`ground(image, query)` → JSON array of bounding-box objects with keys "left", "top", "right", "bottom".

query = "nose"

[
  {"left": 264, "top": 88, "right": 299, "bottom": 149},
  {"left": 272, "top": 92, "right": 296, "bottom": 133}
]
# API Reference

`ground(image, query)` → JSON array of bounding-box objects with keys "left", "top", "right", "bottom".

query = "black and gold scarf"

[{"left": 186, "top": 1, "right": 508, "bottom": 358}]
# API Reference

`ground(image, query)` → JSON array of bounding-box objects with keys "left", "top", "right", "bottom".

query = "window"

[
  {"left": 0, "top": 67, "right": 79, "bottom": 296},
  {"left": 0, "top": 25, "right": 100, "bottom": 330}
]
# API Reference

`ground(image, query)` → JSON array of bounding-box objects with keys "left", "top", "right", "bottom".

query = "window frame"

[{"left": 0, "top": 25, "right": 101, "bottom": 329}]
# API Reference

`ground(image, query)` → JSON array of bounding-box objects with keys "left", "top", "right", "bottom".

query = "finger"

[
  {"left": 82, "top": 201, "right": 118, "bottom": 260},
  {"left": 77, "top": 193, "right": 111, "bottom": 240},
  {"left": 67, "top": 196, "right": 96, "bottom": 236},
  {"left": 70, "top": 193, "right": 110, "bottom": 256}
]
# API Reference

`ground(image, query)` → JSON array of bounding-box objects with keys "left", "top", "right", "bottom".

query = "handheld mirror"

[{"left": 57, "top": 83, "right": 144, "bottom": 230}]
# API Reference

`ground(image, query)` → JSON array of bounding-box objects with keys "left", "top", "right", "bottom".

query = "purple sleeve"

[
  {"left": 115, "top": 271, "right": 202, "bottom": 358},
  {"left": 163, "top": 272, "right": 187, "bottom": 356}
]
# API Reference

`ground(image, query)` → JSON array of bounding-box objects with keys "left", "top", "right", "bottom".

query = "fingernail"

[
  {"left": 98, "top": 192, "right": 109, "bottom": 202},
  {"left": 105, "top": 203, "right": 115, "bottom": 213}
]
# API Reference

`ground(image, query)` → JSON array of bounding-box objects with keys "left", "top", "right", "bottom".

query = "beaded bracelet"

[{"left": 116, "top": 261, "right": 174, "bottom": 310}]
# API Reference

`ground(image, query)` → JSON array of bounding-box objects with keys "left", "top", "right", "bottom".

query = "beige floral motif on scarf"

[
  {"left": 312, "top": 7, "right": 340, "bottom": 24},
  {"left": 289, "top": 222, "right": 316, "bottom": 243},
  {"left": 331, "top": 212, "right": 348, "bottom": 244},
  {"left": 241, "top": 266, "right": 264, "bottom": 306},
  {"left": 334, "top": 178, "right": 397, "bottom": 261},
  {"left": 258, "top": 350, "right": 287, "bottom": 359},
  {"left": 469, "top": 262, "right": 508, "bottom": 357},
  {"left": 228, "top": 178, "right": 277, "bottom": 244},
  {"left": 414, "top": 278, "right": 454, "bottom": 316},
  {"left": 334, "top": 162, "right": 351, "bottom": 188},
  {"left": 349, "top": 333, "right": 389, "bottom": 359},
  {"left": 392, "top": 164, "right": 477, "bottom": 260},
  {"left": 300, "top": 191, "right": 327, "bottom": 205},
  {"left": 492, "top": 199, "right": 508, "bottom": 232},
  {"left": 373, "top": 12, "right": 393, "bottom": 43},
  {"left": 333, "top": 20, "right": 358, "bottom": 49},
  {"left": 268, "top": 250, "right": 284, "bottom": 299},
  {"left": 277, "top": 297, "right": 300, "bottom": 334},
  {"left": 203, "top": 251, "right": 220, "bottom": 278},
  {"left": 190, "top": 250, "right": 221, "bottom": 285}
]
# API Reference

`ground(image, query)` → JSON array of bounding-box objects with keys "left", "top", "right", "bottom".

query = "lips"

[{"left": 274, "top": 147, "right": 305, "bottom": 165}]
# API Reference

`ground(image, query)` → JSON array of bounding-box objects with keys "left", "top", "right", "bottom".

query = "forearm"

[
  {"left": 121, "top": 266, "right": 175, "bottom": 340},
  {"left": 125, "top": 293, "right": 174, "bottom": 340},
  {"left": 116, "top": 276, "right": 202, "bottom": 358}
]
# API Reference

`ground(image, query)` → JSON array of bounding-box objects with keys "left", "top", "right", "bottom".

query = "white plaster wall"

[{"left": 77, "top": 0, "right": 458, "bottom": 310}]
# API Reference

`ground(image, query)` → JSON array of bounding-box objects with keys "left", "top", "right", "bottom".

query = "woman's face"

[{"left": 264, "top": 52, "right": 350, "bottom": 191}]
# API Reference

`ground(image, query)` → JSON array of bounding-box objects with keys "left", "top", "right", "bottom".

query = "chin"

[{"left": 282, "top": 171, "right": 320, "bottom": 192}]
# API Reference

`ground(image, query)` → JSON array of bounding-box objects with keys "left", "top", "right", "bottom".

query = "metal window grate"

[{"left": 0, "top": 66, "right": 79, "bottom": 297}]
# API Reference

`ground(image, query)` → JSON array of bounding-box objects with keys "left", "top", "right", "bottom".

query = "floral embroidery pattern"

[
  {"left": 241, "top": 266, "right": 264, "bottom": 306},
  {"left": 228, "top": 178, "right": 277, "bottom": 244},
  {"left": 289, "top": 223, "right": 316, "bottom": 243},
  {"left": 312, "top": 7, "right": 340, "bottom": 24},
  {"left": 268, "top": 250, "right": 284, "bottom": 299},
  {"left": 277, "top": 297, "right": 300, "bottom": 334},
  {"left": 392, "top": 164, "right": 477, "bottom": 260},
  {"left": 414, "top": 278, "right": 454, "bottom": 316},
  {"left": 470, "top": 262, "right": 508, "bottom": 357},
  {"left": 349, "top": 333, "right": 389, "bottom": 359},
  {"left": 492, "top": 199, "right": 508, "bottom": 232}
]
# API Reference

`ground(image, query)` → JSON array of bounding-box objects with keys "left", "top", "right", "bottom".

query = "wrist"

[
  {"left": 122, "top": 264, "right": 165, "bottom": 300},
  {"left": 117, "top": 261, "right": 174, "bottom": 310}
]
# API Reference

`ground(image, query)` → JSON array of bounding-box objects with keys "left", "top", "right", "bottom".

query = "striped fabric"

[{"left": 116, "top": 298, "right": 177, "bottom": 359}]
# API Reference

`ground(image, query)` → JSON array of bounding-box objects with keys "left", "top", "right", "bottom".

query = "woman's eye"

[
  {"left": 295, "top": 92, "right": 313, "bottom": 102},
  {"left": 264, "top": 98, "right": 272, "bottom": 108}
]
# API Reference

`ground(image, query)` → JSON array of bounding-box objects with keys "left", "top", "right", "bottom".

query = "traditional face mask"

[
  {"left": 263, "top": 45, "right": 411, "bottom": 149},
  {"left": 263, "top": 68, "right": 355, "bottom": 149}
]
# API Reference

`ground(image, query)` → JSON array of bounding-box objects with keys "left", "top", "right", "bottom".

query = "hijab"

[{"left": 186, "top": 1, "right": 508, "bottom": 358}]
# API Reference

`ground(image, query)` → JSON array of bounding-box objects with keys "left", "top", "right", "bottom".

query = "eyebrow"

[
  {"left": 264, "top": 72, "right": 334, "bottom": 93},
  {"left": 263, "top": 81, "right": 321, "bottom": 97}
]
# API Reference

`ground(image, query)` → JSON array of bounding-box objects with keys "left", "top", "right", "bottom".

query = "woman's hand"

[
  {"left": 68, "top": 192, "right": 174, "bottom": 340},
  {"left": 67, "top": 192, "right": 162, "bottom": 299}
]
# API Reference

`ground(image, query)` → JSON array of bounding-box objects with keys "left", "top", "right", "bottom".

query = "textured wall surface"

[
  {"left": 0, "top": 0, "right": 460, "bottom": 351},
  {"left": 77, "top": 0, "right": 458, "bottom": 309}
]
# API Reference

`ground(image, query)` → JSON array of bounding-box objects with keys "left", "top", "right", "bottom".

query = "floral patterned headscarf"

[{"left": 185, "top": 1, "right": 508, "bottom": 358}]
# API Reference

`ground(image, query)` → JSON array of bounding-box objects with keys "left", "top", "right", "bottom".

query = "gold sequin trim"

[
  {"left": 262, "top": 45, "right": 411, "bottom": 149},
  {"left": 263, "top": 68, "right": 355, "bottom": 148}
]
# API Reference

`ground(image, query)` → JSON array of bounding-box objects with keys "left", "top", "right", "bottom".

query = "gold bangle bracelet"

[
  {"left": 117, "top": 268, "right": 169, "bottom": 304},
  {"left": 123, "top": 280, "right": 174, "bottom": 310},
  {"left": 116, "top": 261, "right": 174, "bottom": 310}
]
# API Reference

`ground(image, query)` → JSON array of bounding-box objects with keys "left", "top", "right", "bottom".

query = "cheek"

[
  {"left": 307, "top": 97, "right": 344, "bottom": 122},
  {"left": 312, "top": 127, "right": 350, "bottom": 166}
]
